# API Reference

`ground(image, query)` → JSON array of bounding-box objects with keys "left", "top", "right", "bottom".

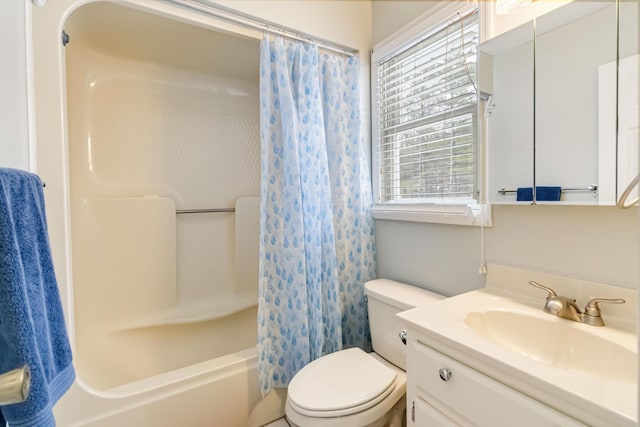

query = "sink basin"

[{"left": 465, "top": 310, "right": 637, "bottom": 383}]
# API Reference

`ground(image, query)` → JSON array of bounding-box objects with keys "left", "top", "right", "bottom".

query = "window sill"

[{"left": 371, "top": 203, "right": 492, "bottom": 227}]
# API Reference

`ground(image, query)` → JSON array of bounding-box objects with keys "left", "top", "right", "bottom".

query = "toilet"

[{"left": 285, "top": 279, "right": 445, "bottom": 427}]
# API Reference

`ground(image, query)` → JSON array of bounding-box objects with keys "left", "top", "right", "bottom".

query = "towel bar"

[
  {"left": 498, "top": 185, "right": 597, "bottom": 195},
  {"left": 176, "top": 208, "right": 235, "bottom": 214},
  {"left": 0, "top": 365, "right": 30, "bottom": 405}
]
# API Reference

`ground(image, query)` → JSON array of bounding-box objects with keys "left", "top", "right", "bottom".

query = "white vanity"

[{"left": 398, "top": 264, "right": 637, "bottom": 426}]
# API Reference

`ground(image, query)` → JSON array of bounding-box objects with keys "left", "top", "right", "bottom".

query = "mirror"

[
  {"left": 483, "top": 1, "right": 623, "bottom": 205},
  {"left": 615, "top": 0, "right": 639, "bottom": 207},
  {"left": 535, "top": 2, "right": 616, "bottom": 204},
  {"left": 481, "top": 22, "right": 534, "bottom": 203}
]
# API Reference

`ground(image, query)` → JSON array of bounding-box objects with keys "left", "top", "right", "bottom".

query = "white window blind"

[{"left": 374, "top": 9, "right": 479, "bottom": 204}]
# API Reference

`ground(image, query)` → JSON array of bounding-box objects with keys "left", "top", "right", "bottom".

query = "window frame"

[{"left": 371, "top": 1, "right": 491, "bottom": 226}]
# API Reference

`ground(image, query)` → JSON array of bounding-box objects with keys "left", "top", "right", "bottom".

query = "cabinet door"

[
  {"left": 413, "top": 398, "right": 457, "bottom": 427},
  {"left": 411, "top": 342, "right": 586, "bottom": 427},
  {"left": 484, "top": 1, "right": 623, "bottom": 205},
  {"left": 616, "top": 53, "right": 639, "bottom": 205},
  {"left": 535, "top": 2, "right": 616, "bottom": 204},
  {"left": 482, "top": 21, "right": 534, "bottom": 204}
]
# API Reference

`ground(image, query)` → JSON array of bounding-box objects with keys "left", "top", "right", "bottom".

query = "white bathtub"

[
  {"left": 57, "top": 348, "right": 264, "bottom": 426},
  {"left": 29, "top": 0, "right": 281, "bottom": 425}
]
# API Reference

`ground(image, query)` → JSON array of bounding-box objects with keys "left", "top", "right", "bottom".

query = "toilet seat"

[{"left": 287, "top": 348, "right": 398, "bottom": 418}]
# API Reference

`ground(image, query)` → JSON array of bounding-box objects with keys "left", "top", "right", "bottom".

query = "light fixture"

[{"left": 495, "top": 0, "right": 532, "bottom": 15}]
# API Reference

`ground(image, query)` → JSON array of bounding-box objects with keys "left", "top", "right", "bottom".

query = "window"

[{"left": 372, "top": 4, "right": 489, "bottom": 226}]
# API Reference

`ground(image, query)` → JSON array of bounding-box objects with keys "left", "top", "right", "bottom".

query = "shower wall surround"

[{"left": 23, "top": 1, "right": 374, "bottom": 424}]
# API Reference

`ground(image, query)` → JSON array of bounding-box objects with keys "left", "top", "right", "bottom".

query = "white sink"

[
  {"left": 464, "top": 310, "right": 637, "bottom": 383},
  {"left": 397, "top": 264, "right": 638, "bottom": 427}
]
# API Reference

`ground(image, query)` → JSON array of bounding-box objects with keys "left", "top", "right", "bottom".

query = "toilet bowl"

[
  {"left": 285, "top": 279, "right": 444, "bottom": 427},
  {"left": 285, "top": 348, "right": 405, "bottom": 427}
]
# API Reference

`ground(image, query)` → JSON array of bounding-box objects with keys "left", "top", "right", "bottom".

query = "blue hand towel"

[
  {"left": 516, "top": 186, "right": 561, "bottom": 202},
  {"left": 0, "top": 168, "right": 75, "bottom": 427}
]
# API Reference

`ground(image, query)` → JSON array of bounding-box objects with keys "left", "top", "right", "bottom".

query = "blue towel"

[
  {"left": 516, "top": 186, "right": 561, "bottom": 202},
  {"left": 0, "top": 168, "right": 74, "bottom": 427}
]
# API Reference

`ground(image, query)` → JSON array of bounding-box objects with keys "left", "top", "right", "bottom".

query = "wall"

[
  {"left": 216, "top": 0, "right": 373, "bottom": 150},
  {"left": 373, "top": 1, "right": 638, "bottom": 295},
  {"left": 372, "top": 1, "right": 435, "bottom": 45},
  {"left": 0, "top": 0, "right": 30, "bottom": 170}
]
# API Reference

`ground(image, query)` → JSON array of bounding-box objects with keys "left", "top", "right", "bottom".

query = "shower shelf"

[{"left": 113, "top": 292, "right": 258, "bottom": 331}]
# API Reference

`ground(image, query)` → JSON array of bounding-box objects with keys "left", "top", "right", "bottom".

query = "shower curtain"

[{"left": 257, "top": 36, "right": 376, "bottom": 396}]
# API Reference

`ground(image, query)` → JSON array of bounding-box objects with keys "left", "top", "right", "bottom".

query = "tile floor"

[{"left": 263, "top": 417, "right": 291, "bottom": 427}]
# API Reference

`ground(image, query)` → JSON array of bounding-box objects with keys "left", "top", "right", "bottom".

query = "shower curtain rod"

[{"left": 164, "top": 0, "right": 359, "bottom": 57}]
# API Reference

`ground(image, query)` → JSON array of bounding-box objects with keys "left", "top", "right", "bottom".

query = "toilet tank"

[{"left": 364, "top": 279, "right": 444, "bottom": 370}]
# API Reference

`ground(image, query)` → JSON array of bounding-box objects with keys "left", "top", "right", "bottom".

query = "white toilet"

[{"left": 285, "top": 279, "right": 444, "bottom": 427}]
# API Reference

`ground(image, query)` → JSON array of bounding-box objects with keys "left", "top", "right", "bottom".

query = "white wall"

[
  {"left": 0, "top": 0, "right": 30, "bottom": 170},
  {"left": 486, "top": 206, "right": 638, "bottom": 287},
  {"left": 373, "top": 1, "right": 639, "bottom": 294},
  {"left": 372, "top": 1, "right": 435, "bottom": 45},
  {"left": 376, "top": 220, "right": 485, "bottom": 296}
]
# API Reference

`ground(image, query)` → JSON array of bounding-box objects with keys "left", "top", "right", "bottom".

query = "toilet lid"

[{"left": 288, "top": 347, "right": 397, "bottom": 417}]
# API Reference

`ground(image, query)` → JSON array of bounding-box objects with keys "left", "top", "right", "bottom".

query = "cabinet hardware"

[
  {"left": 399, "top": 329, "right": 407, "bottom": 345},
  {"left": 438, "top": 368, "right": 452, "bottom": 382}
]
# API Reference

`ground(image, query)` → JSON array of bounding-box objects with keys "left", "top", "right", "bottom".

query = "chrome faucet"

[{"left": 528, "top": 281, "right": 625, "bottom": 327}]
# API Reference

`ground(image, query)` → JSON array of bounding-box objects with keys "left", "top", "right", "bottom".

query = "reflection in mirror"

[
  {"left": 536, "top": 2, "right": 616, "bottom": 204},
  {"left": 615, "top": 0, "right": 639, "bottom": 208},
  {"left": 481, "top": 22, "right": 534, "bottom": 204}
]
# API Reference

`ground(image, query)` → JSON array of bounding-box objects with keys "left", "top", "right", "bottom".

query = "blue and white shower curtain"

[{"left": 257, "top": 36, "right": 376, "bottom": 396}]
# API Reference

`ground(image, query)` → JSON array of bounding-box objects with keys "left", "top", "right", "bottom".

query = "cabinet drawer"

[
  {"left": 412, "top": 342, "right": 584, "bottom": 427},
  {"left": 413, "top": 397, "right": 457, "bottom": 427}
]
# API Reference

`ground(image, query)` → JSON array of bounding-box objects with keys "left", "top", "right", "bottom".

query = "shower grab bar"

[
  {"left": 40, "top": 181, "right": 236, "bottom": 213},
  {"left": 498, "top": 185, "right": 597, "bottom": 195},
  {"left": 176, "top": 208, "right": 235, "bottom": 214},
  {"left": 0, "top": 365, "right": 30, "bottom": 405}
]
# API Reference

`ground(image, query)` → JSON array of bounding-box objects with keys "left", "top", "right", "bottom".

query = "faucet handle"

[
  {"left": 528, "top": 281, "right": 557, "bottom": 298},
  {"left": 582, "top": 298, "right": 626, "bottom": 326},
  {"left": 584, "top": 298, "right": 626, "bottom": 316}
]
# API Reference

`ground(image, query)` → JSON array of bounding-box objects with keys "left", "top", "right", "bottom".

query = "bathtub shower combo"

[{"left": 30, "top": 1, "right": 286, "bottom": 425}]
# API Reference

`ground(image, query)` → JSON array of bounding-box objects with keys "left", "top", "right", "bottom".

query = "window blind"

[{"left": 375, "top": 9, "right": 479, "bottom": 204}]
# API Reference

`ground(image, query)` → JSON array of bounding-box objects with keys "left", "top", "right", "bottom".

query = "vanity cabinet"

[{"left": 405, "top": 331, "right": 585, "bottom": 427}]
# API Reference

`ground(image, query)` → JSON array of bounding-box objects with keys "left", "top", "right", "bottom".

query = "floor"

[{"left": 263, "top": 418, "right": 291, "bottom": 427}]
